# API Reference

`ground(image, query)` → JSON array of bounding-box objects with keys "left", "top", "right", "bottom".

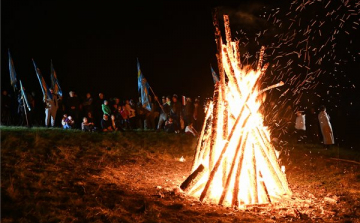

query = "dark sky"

[
  {"left": 2, "top": 0, "right": 360, "bottom": 146},
  {"left": 2, "top": 0, "right": 222, "bottom": 99}
]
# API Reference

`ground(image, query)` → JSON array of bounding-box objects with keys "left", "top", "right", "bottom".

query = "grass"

[{"left": 1, "top": 126, "right": 360, "bottom": 222}]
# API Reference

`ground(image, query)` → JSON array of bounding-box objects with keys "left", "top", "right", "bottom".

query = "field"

[{"left": 1, "top": 126, "right": 360, "bottom": 222}]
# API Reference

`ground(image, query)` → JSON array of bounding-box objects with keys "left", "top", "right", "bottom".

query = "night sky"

[{"left": 2, "top": 0, "right": 360, "bottom": 146}]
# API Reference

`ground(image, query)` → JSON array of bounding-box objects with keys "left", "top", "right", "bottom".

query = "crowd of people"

[
  {"left": 1, "top": 88, "right": 335, "bottom": 148},
  {"left": 1, "top": 89, "right": 204, "bottom": 137}
]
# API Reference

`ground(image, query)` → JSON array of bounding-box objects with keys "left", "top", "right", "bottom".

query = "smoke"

[{"left": 217, "top": 3, "right": 269, "bottom": 30}]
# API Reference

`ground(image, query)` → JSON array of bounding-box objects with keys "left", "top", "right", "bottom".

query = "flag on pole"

[
  {"left": 210, "top": 64, "right": 220, "bottom": 84},
  {"left": 137, "top": 58, "right": 152, "bottom": 111},
  {"left": 50, "top": 60, "right": 63, "bottom": 97},
  {"left": 8, "top": 49, "right": 18, "bottom": 91},
  {"left": 33, "top": 59, "right": 52, "bottom": 101},
  {"left": 19, "top": 80, "right": 31, "bottom": 111}
]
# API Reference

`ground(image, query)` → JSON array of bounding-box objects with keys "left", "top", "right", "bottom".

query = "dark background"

[{"left": 2, "top": 0, "right": 360, "bottom": 148}]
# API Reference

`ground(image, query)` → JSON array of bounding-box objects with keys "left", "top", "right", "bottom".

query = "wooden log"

[
  {"left": 222, "top": 46, "right": 242, "bottom": 97},
  {"left": 256, "top": 46, "right": 265, "bottom": 71},
  {"left": 208, "top": 83, "right": 220, "bottom": 170},
  {"left": 192, "top": 102, "right": 213, "bottom": 171},
  {"left": 224, "top": 15, "right": 234, "bottom": 61},
  {"left": 212, "top": 10, "right": 226, "bottom": 86},
  {"left": 255, "top": 128, "right": 291, "bottom": 195},
  {"left": 233, "top": 40, "right": 242, "bottom": 71},
  {"left": 218, "top": 132, "right": 248, "bottom": 205},
  {"left": 258, "top": 171, "right": 271, "bottom": 203},
  {"left": 254, "top": 134, "right": 289, "bottom": 196},
  {"left": 200, "top": 112, "right": 251, "bottom": 202},
  {"left": 256, "top": 126, "right": 278, "bottom": 159},
  {"left": 222, "top": 99, "right": 228, "bottom": 139},
  {"left": 231, "top": 136, "right": 251, "bottom": 207},
  {"left": 188, "top": 182, "right": 206, "bottom": 196},
  {"left": 329, "top": 158, "right": 360, "bottom": 165},
  {"left": 249, "top": 144, "right": 258, "bottom": 204},
  {"left": 180, "top": 164, "right": 206, "bottom": 192}
]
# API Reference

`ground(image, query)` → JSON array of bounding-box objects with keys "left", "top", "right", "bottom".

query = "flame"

[{"left": 181, "top": 15, "right": 291, "bottom": 208}]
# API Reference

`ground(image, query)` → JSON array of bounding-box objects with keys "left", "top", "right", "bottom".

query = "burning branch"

[{"left": 180, "top": 14, "right": 292, "bottom": 208}]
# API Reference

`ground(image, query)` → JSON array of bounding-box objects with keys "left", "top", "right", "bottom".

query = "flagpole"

[
  {"left": 22, "top": 95, "right": 29, "bottom": 127},
  {"left": 148, "top": 86, "right": 165, "bottom": 114}
]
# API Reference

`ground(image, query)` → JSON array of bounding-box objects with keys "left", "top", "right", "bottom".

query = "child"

[
  {"left": 102, "top": 100, "right": 111, "bottom": 116},
  {"left": 120, "top": 105, "right": 130, "bottom": 129},
  {"left": 165, "top": 117, "right": 177, "bottom": 133},
  {"left": 62, "top": 114, "right": 74, "bottom": 129},
  {"left": 101, "top": 114, "right": 113, "bottom": 132},
  {"left": 81, "top": 117, "right": 94, "bottom": 132}
]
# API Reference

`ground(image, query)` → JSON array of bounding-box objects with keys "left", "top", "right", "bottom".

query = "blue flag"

[
  {"left": 33, "top": 59, "right": 52, "bottom": 101},
  {"left": 8, "top": 49, "right": 18, "bottom": 91},
  {"left": 50, "top": 60, "right": 63, "bottom": 97},
  {"left": 210, "top": 64, "right": 220, "bottom": 84},
  {"left": 19, "top": 80, "right": 31, "bottom": 111},
  {"left": 137, "top": 58, "right": 152, "bottom": 111}
]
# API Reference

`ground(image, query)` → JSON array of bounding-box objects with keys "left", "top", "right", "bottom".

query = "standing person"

[
  {"left": 184, "top": 97, "right": 194, "bottom": 127},
  {"left": 112, "top": 97, "right": 120, "bottom": 114},
  {"left": 170, "top": 94, "right": 182, "bottom": 133},
  {"left": 66, "top": 91, "right": 81, "bottom": 126},
  {"left": 145, "top": 95, "right": 158, "bottom": 130},
  {"left": 136, "top": 98, "right": 147, "bottom": 129},
  {"left": 318, "top": 105, "right": 335, "bottom": 149},
  {"left": 94, "top": 93, "right": 105, "bottom": 127},
  {"left": 44, "top": 88, "right": 59, "bottom": 127},
  {"left": 120, "top": 105, "right": 130, "bottom": 129},
  {"left": 82, "top": 93, "right": 93, "bottom": 116},
  {"left": 30, "top": 91, "right": 43, "bottom": 126},
  {"left": 157, "top": 95, "right": 171, "bottom": 131},
  {"left": 294, "top": 111, "right": 306, "bottom": 143},
  {"left": 193, "top": 98, "right": 200, "bottom": 131},
  {"left": 1, "top": 90, "right": 12, "bottom": 125},
  {"left": 128, "top": 99, "right": 137, "bottom": 129}
]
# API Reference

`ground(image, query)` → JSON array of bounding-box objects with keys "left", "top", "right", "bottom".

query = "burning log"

[
  {"left": 180, "top": 14, "right": 291, "bottom": 208},
  {"left": 180, "top": 164, "right": 206, "bottom": 192},
  {"left": 192, "top": 101, "right": 213, "bottom": 171}
]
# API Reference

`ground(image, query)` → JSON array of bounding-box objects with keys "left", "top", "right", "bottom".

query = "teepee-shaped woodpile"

[{"left": 180, "top": 14, "right": 291, "bottom": 208}]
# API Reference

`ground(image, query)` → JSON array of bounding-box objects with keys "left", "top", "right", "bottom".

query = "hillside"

[{"left": 1, "top": 127, "right": 360, "bottom": 222}]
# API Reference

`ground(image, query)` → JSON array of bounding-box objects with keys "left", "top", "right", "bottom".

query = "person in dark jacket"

[
  {"left": 101, "top": 114, "right": 113, "bottom": 132},
  {"left": 1, "top": 90, "right": 12, "bottom": 125},
  {"left": 157, "top": 95, "right": 171, "bottom": 131},
  {"left": 66, "top": 91, "right": 81, "bottom": 126}
]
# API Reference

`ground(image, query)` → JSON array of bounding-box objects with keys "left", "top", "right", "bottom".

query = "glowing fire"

[{"left": 180, "top": 15, "right": 291, "bottom": 208}]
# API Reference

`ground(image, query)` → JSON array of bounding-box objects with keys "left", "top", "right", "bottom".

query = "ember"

[{"left": 180, "top": 14, "right": 292, "bottom": 208}]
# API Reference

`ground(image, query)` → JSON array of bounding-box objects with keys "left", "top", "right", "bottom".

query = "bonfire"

[{"left": 180, "top": 14, "right": 292, "bottom": 208}]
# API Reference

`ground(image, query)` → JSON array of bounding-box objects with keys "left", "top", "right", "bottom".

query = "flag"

[
  {"left": 33, "top": 59, "right": 52, "bottom": 101},
  {"left": 210, "top": 64, "right": 220, "bottom": 84},
  {"left": 137, "top": 58, "right": 151, "bottom": 111},
  {"left": 19, "top": 80, "right": 31, "bottom": 111},
  {"left": 8, "top": 49, "right": 18, "bottom": 91},
  {"left": 50, "top": 60, "right": 63, "bottom": 97}
]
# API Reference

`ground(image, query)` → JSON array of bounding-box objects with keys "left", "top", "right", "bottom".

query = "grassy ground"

[{"left": 1, "top": 126, "right": 360, "bottom": 222}]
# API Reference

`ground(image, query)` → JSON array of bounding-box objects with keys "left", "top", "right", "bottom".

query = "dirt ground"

[{"left": 1, "top": 128, "right": 360, "bottom": 222}]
